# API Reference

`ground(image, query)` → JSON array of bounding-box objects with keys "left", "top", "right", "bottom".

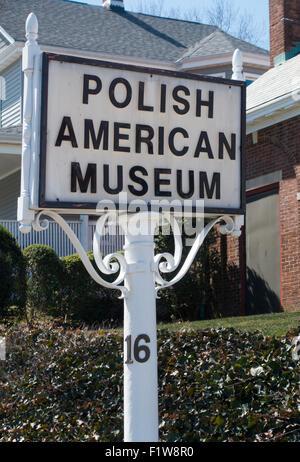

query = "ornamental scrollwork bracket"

[
  {"left": 154, "top": 214, "right": 244, "bottom": 295},
  {"left": 31, "top": 211, "right": 243, "bottom": 300},
  {"left": 33, "top": 210, "right": 128, "bottom": 299}
]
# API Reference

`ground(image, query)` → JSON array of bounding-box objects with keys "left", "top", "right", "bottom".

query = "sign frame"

[{"left": 39, "top": 52, "right": 246, "bottom": 216}]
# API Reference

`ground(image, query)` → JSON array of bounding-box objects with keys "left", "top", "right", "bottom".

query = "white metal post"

[
  {"left": 18, "top": 13, "right": 40, "bottom": 233},
  {"left": 123, "top": 214, "right": 158, "bottom": 442}
]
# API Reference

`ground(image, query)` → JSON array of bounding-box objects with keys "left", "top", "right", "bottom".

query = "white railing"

[
  {"left": 88, "top": 222, "right": 125, "bottom": 255},
  {"left": 0, "top": 219, "right": 82, "bottom": 257},
  {"left": 0, "top": 220, "right": 124, "bottom": 258}
]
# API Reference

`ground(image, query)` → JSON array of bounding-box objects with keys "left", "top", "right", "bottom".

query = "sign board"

[{"left": 39, "top": 53, "right": 245, "bottom": 215}]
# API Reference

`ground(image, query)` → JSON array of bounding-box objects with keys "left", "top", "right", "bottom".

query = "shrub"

[
  {"left": 155, "top": 221, "right": 234, "bottom": 322},
  {"left": 61, "top": 252, "right": 122, "bottom": 323},
  {"left": 0, "top": 326, "right": 298, "bottom": 442},
  {"left": 23, "top": 244, "right": 63, "bottom": 316},
  {"left": 0, "top": 225, "right": 26, "bottom": 316}
]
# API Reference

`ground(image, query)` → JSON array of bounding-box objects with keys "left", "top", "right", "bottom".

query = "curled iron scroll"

[
  {"left": 154, "top": 215, "right": 239, "bottom": 294},
  {"left": 33, "top": 210, "right": 128, "bottom": 298}
]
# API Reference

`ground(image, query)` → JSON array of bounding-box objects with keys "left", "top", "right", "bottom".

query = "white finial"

[
  {"left": 25, "top": 12, "right": 38, "bottom": 40},
  {"left": 23, "top": 13, "right": 39, "bottom": 71},
  {"left": 232, "top": 49, "right": 245, "bottom": 81}
]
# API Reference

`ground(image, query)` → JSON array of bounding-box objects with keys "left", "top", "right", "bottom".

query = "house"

[
  {"left": 182, "top": 0, "right": 299, "bottom": 317},
  {"left": 245, "top": 0, "right": 300, "bottom": 313},
  {"left": 0, "top": 0, "right": 269, "bottom": 257}
]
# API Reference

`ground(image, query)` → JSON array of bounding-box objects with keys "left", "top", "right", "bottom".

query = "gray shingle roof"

[
  {"left": 179, "top": 29, "right": 268, "bottom": 61},
  {"left": 0, "top": 0, "right": 268, "bottom": 63},
  {"left": 247, "top": 54, "right": 300, "bottom": 110}
]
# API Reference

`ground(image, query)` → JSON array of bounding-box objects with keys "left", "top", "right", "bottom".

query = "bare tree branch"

[
  {"left": 129, "top": 0, "right": 166, "bottom": 16},
  {"left": 129, "top": 0, "right": 202, "bottom": 22},
  {"left": 175, "top": 7, "right": 203, "bottom": 24},
  {"left": 205, "top": 0, "right": 266, "bottom": 47},
  {"left": 126, "top": 0, "right": 268, "bottom": 49},
  {"left": 206, "top": 0, "right": 238, "bottom": 33},
  {"left": 235, "top": 12, "right": 265, "bottom": 46}
]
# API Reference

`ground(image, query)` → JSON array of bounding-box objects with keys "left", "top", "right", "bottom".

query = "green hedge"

[
  {"left": 0, "top": 225, "right": 26, "bottom": 316},
  {"left": 24, "top": 244, "right": 63, "bottom": 317},
  {"left": 155, "top": 222, "right": 238, "bottom": 322},
  {"left": 22, "top": 245, "right": 122, "bottom": 323},
  {"left": 0, "top": 326, "right": 298, "bottom": 442},
  {"left": 61, "top": 252, "right": 122, "bottom": 323},
  {"left": 21, "top": 219, "right": 240, "bottom": 324}
]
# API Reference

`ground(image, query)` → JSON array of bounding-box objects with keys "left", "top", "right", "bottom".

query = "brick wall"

[
  {"left": 217, "top": 1, "right": 300, "bottom": 316},
  {"left": 270, "top": 0, "right": 300, "bottom": 65},
  {"left": 215, "top": 116, "right": 300, "bottom": 315},
  {"left": 246, "top": 115, "right": 300, "bottom": 311},
  {"left": 212, "top": 225, "right": 244, "bottom": 317}
]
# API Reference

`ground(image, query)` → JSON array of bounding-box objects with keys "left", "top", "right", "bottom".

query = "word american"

[{"left": 53, "top": 73, "right": 237, "bottom": 200}]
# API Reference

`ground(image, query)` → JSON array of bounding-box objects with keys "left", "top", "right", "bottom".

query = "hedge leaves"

[{"left": 0, "top": 326, "right": 299, "bottom": 442}]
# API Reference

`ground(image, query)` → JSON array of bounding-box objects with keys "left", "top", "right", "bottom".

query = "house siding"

[
  {"left": 0, "top": 59, "right": 22, "bottom": 128},
  {"left": 0, "top": 169, "right": 20, "bottom": 219}
]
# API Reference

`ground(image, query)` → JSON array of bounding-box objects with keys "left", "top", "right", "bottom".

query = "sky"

[{"left": 67, "top": 0, "right": 270, "bottom": 49}]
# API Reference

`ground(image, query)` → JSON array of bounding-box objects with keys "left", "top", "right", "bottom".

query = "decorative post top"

[
  {"left": 25, "top": 12, "right": 38, "bottom": 40},
  {"left": 23, "top": 13, "right": 40, "bottom": 72},
  {"left": 232, "top": 48, "right": 245, "bottom": 81}
]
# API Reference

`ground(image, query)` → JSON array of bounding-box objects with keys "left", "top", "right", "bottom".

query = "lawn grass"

[
  {"left": 6, "top": 310, "right": 299, "bottom": 339},
  {"left": 157, "top": 311, "right": 300, "bottom": 337}
]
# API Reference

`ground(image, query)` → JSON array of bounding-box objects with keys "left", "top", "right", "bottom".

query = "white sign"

[{"left": 39, "top": 54, "right": 245, "bottom": 214}]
